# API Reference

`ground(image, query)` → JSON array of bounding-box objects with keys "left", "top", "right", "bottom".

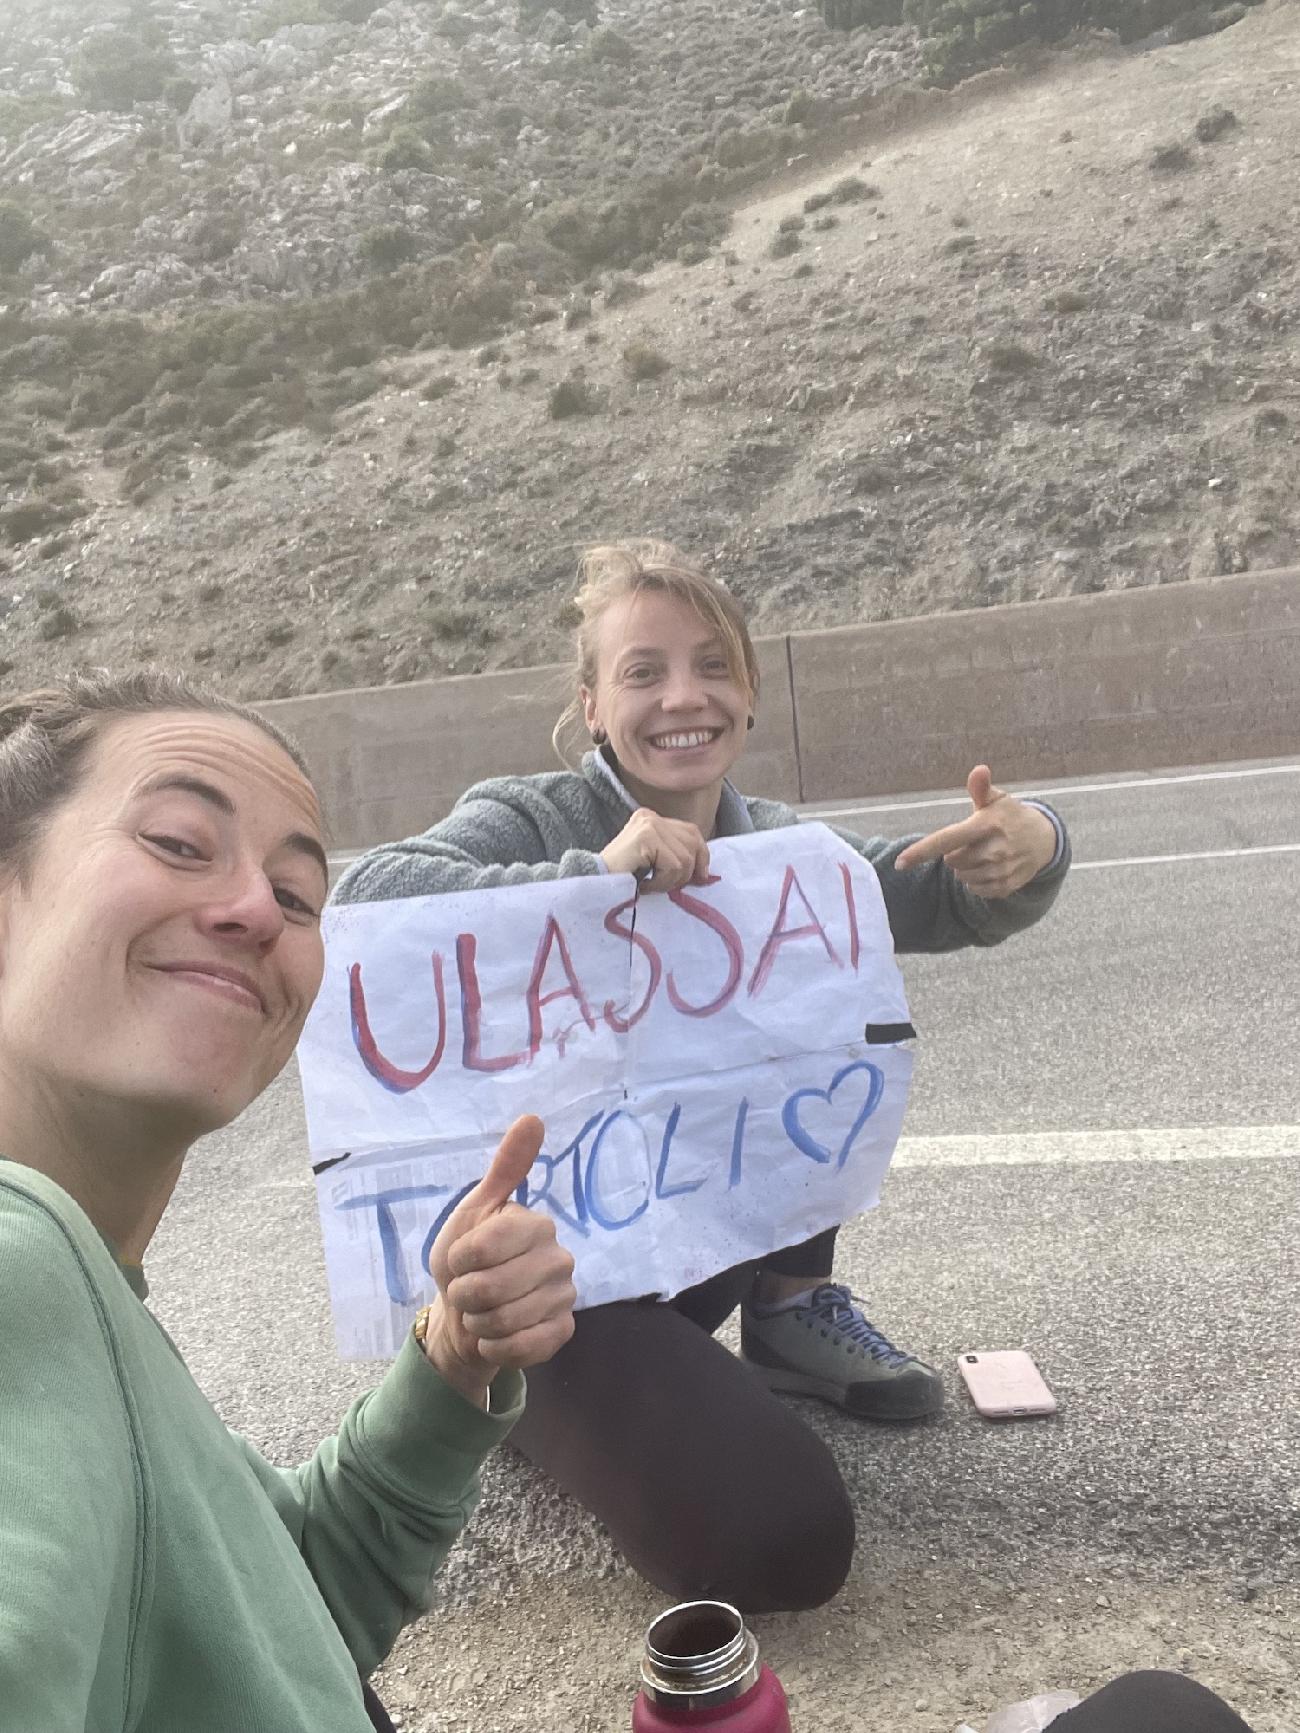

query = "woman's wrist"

[{"left": 414, "top": 1302, "right": 490, "bottom": 1410}]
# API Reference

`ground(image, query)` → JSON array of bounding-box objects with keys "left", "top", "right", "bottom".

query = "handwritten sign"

[{"left": 299, "top": 824, "right": 915, "bottom": 1358}]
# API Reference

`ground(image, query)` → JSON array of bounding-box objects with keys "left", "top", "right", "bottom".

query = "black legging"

[
  {"left": 363, "top": 1680, "right": 397, "bottom": 1731},
  {"left": 512, "top": 1235, "right": 853, "bottom": 1613},
  {"left": 763, "top": 1225, "right": 839, "bottom": 1279},
  {"left": 1056, "top": 1671, "right": 1253, "bottom": 1731}
]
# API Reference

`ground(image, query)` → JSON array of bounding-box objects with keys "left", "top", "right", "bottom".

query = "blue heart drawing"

[{"left": 782, "top": 1061, "right": 886, "bottom": 1170}]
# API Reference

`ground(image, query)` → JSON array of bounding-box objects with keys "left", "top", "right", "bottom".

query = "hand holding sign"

[
  {"left": 600, "top": 808, "right": 712, "bottom": 891},
  {"left": 895, "top": 766, "right": 1056, "bottom": 897},
  {"left": 422, "top": 1114, "right": 577, "bottom": 1406}
]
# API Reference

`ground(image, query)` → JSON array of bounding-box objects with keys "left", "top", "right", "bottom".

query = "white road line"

[
  {"left": 894, "top": 1125, "right": 1298, "bottom": 1170},
  {"left": 1071, "top": 842, "right": 1300, "bottom": 871},
  {"left": 255, "top": 1126, "right": 1300, "bottom": 1192},
  {"left": 810, "top": 762, "right": 1300, "bottom": 819}
]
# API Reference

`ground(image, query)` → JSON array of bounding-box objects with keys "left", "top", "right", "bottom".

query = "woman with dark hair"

[{"left": 0, "top": 671, "right": 575, "bottom": 1732}]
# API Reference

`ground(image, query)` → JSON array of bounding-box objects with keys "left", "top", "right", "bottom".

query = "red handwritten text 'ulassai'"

[{"left": 350, "top": 863, "right": 861, "bottom": 1094}]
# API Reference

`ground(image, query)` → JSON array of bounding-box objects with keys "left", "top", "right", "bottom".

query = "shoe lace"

[{"left": 803, "top": 1283, "right": 914, "bottom": 1367}]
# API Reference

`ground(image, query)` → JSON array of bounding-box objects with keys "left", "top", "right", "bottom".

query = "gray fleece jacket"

[{"left": 332, "top": 751, "right": 1070, "bottom": 954}]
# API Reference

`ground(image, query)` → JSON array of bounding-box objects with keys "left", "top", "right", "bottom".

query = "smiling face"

[
  {"left": 581, "top": 588, "right": 752, "bottom": 804},
  {"left": 0, "top": 711, "right": 327, "bottom": 1147}
]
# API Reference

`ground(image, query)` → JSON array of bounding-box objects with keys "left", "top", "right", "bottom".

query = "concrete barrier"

[
  {"left": 263, "top": 567, "right": 1299, "bottom": 849},
  {"left": 789, "top": 567, "right": 1300, "bottom": 802}
]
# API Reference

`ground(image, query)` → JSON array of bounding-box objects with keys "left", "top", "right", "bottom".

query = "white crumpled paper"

[{"left": 299, "top": 824, "right": 916, "bottom": 1358}]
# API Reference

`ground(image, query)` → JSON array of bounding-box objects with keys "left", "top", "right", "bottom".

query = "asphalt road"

[{"left": 149, "top": 757, "right": 1300, "bottom": 1610}]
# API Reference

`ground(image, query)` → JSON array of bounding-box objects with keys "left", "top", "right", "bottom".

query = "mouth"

[
  {"left": 151, "top": 963, "right": 267, "bottom": 1015},
  {"left": 645, "top": 727, "right": 726, "bottom": 753}
]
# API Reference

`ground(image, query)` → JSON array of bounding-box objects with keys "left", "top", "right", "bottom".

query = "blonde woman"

[{"left": 334, "top": 541, "right": 1070, "bottom": 1612}]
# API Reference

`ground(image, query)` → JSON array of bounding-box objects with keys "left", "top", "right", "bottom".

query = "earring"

[
  {"left": 591, "top": 725, "right": 608, "bottom": 746},
  {"left": 746, "top": 715, "right": 755, "bottom": 732}
]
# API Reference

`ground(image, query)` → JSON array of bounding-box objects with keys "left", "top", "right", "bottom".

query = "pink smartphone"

[{"left": 958, "top": 1350, "right": 1057, "bottom": 1420}]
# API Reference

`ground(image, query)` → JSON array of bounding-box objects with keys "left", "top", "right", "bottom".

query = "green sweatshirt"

[{"left": 0, "top": 1162, "right": 523, "bottom": 1733}]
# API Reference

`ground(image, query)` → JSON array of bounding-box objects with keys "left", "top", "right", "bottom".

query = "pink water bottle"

[{"left": 633, "top": 1601, "right": 791, "bottom": 1732}]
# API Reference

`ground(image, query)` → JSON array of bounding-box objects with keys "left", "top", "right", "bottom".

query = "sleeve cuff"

[
  {"left": 352, "top": 1333, "right": 524, "bottom": 1503},
  {"left": 559, "top": 847, "right": 610, "bottom": 879},
  {"left": 1021, "top": 800, "right": 1068, "bottom": 876}
]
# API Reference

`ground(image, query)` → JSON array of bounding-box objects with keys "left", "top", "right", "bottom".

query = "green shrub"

[
  {"left": 72, "top": 27, "right": 177, "bottom": 113},
  {"left": 408, "top": 75, "right": 473, "bottom": 121},
  {"left": 714, "top": 125, "right": 785, "bottom": 171},
  {"left": 377, "top": 124, "right": 435, "bottom": 173},
  {"left": 1045, "top": 287, "right": 1090, "bottom": 313},
  {"left": 899, "top": 0, "right": 1264, "bottom": 83},
  {"left": 494, "top": 102, "right": 526, "bottom": 141},
  {"left": 548, "top": 373, "right": 598, "bottom": 418},
  {"left": 820, "top": 0, "right": 905, "bottom": 26},
  {"left": 426, "top": 603, "right": 484, "bottom": 640},
  {"left": 784, "top": 90, "right": 818, "bottom": 126},
  {"left": 164, "top": 76, "right": 199, "bottom": 113},
  {"left": 0, "top": 92, "right": 71, "bottom": 144},
  {"left": 255, "top": 0, "right": 329, "bottom": 29},
  {"left": 0, "top": 205, "right": 49, "bottom": 274},
  {"left": 1, "top": 493, "right": 85, "bottom": 546},
  {"left": 519, "top": 0, "right": 598, "bottom": 24},
  {"left": 254, "top": 0, "right": 380, "bottom": 30},
  {"left": 1195, "top": 105, "right": 1239, "bottom": 143},
  {"left": 831, "top": 175, "right": 879, "bottom": 203},
  {"left": 38, "top": 604, "right": 80, "bottom": 641},
  {"left": 623, "top": 341, "right": 671, "bottom": 381},
  {"left": 1149, "top": 141, "right": 1194, "bottom": 172},
  {"left": 539, "top": 181, "right": 722, "bottom": 273},
  {"left": 983, "top": 339, "right": 1039, "bottom": 374},
  {"left": 187, "top": 213, "right": 242, "bottom": 264},
  {"left": 604, "top": 273, "right": 644, "bottom": 307},
  {"left": 363, "top": 225, "right": 419, "bottom": 271}
]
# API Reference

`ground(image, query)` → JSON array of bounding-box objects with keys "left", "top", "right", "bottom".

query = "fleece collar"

[{"left": 580, "top": 747, "right": 755, "bottom": 840}]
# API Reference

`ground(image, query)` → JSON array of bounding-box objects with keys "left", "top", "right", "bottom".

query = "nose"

[
  {"left": 196, "top": 863, "right": 286, "bottom": 951},
  {"left": 660, "top": 665, "right": 707, "bottom": 711}
]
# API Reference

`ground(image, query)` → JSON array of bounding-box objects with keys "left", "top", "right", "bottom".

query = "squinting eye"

[
  {"left": 625, "top": 665, "right": 657, "bottom": 683},
  {"left": 146, "top": 833, "right": 203, "bottom": 860},
  {"left": 702, "top": 659, "right": 730, "bottom": 675},
  {"left": 275, "top": 887, "right": 320, "bottom": 920}
]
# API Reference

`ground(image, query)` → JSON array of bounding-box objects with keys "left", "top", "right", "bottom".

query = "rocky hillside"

[{"left": 0, "top": 0, "right": 1296, "bottom": 699}]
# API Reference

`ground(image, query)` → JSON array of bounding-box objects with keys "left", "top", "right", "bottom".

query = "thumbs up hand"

[
  {"left": 422, "top": 1115, "right": 576, "bottom": 1406},
  {"left": 894, "top": 765, "right": 1058, "bottom": 898}
]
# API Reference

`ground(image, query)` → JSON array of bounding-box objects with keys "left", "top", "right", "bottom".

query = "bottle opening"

[
  {"left": 648, "top": 1604, "right": 742, "bottom": 1665},
  {"left": 641, "top": 1601, "right": 760, "bottom": 1708}
]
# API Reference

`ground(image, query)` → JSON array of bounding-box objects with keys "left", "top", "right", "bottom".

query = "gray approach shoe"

[{"left": 740, "top": 1282, "right": 944, "bottom": 1421}]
